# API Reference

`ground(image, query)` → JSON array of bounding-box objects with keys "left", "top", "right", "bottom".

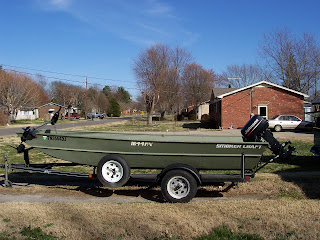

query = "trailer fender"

[{"left": 157, "top": 164, "right": 201, "bottom": 185}]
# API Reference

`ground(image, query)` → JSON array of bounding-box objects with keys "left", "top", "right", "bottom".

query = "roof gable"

[
  {"left": 211, "top": 88, "right": 238, "bottom": 99},
  {"left": 37, "top": 102, "right": 65, "bottom": 108},
  {"left": 215, "top": 81, "right": 309, "bottom": 99}
]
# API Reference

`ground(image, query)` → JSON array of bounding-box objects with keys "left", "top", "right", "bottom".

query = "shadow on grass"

[
  {"left": 261, "top": 155, "right": 320, "bottom": 199},
  {"left": 182, "top": 122, "right": 218, "bottom": 130},
  {"left": 1, "top": 172, "right": 228, "bottom": 202}
]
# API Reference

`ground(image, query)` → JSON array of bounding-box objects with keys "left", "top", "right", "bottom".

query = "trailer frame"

[{"left": 2, "top": 152, "right": 253, "bottom": 189}]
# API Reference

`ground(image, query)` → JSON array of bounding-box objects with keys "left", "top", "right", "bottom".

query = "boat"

[
  {"left": 9, "top": 111, "right": 294, "bottom": 203},
  {"left": 16, "top": 129, "right": 268, "bottom": 171}
]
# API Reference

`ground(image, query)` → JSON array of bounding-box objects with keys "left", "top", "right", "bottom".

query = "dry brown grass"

[
  {"left": 0, "top": 173, "right": 319, "bottom": 239},
  {"left": 0, "top": 200, "right": 319, "bottom": 240},
  {"left": 0, "top": 128, "right": 319, "bottom": 239}
]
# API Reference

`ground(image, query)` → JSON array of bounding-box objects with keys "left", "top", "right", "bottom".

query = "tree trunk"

[
  {"left": 147, "top": 111, "right": 152, "bottom": 126},
  {"left": 147, "top": 96, "right": 155, "bottom": 126},
  {"left": 160, "top": 111, "right": 165, "bottom": 120},
  {"left": 7, "top": 112, "right": 10, "bottom": 124},
  {"left": 68, "top": 107, "right": 71, "bottom": 120}
]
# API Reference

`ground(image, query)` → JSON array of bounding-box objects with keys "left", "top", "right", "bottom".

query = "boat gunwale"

[{"left": 17, "top": 130, "right": 269, "bottom": 145}]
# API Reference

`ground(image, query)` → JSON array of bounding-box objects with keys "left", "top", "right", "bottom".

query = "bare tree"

[
  {"left": 85, "top": 85, "right": 110, "bottom": 114},
  {"left": 158, "top": 47, "right": 193, "bottom": 118},
  {"left": 181, "top": 63, "right": 216, "bottom": 107},
  {"left": 258, "top": 28, "right": 320, "bottom": 95},
  {"left": 133, "top": 44, "right": 194, "bottom": 124},
  {"left": 50, "top": 81, "right": 85, "bottom": 119},
  {"left": 50, "top": 81, "right": 85, "bottom": 107},
  {"left": 96, "top": 92, "right": 109, "bottom": 113},
  {"left": 0, "top": 70, "right": 48, "bottom": 121},
  {"left": 133, "top": 43, "right": 171, "bottom": 125},
  {"left": 221, "top": 64, "right": 264, "bottom": 88}
]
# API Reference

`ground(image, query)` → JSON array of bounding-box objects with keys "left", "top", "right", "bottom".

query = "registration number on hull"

[{"left": 42, "top": 136, "right": 67, "bottom": 141}]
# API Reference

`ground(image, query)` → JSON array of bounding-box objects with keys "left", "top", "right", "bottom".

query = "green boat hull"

[{"left": 17, "top": 129, "right": 268, "bottom": 171}]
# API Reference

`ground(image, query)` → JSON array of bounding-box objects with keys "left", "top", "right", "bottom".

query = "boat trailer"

[
  {"left": 3, "top": 152, "right": 253, "bottom": 189},
  {"left": 2, "top": 114, "right": 294, "bottom": 202}
]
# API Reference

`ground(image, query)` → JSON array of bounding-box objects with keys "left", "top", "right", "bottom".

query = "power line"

[
  {"left": 4, "top": 68, "right": 85, "bottom": 85},
  {"left": 2, "top": 64, "right": 213, "bottom": 98},
  {"left": 1, "top": 63, "right": 136, "bottom": 84},
  {"left": 1, "top": 63, "right": 86, "bottom": 78},
  {"left": 3, "top": 67, "right": 140, "bottom": 91}
]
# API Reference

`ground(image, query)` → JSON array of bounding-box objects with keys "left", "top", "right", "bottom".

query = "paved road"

[
  {"left": 1, "top": 119, "right": 314, "bottom": 139},
  {"left": 0, "top": 117, "right": 131, "bottom": 137},
  {"left": 202, "top": 128, "right": 314, "bottom": 139}
]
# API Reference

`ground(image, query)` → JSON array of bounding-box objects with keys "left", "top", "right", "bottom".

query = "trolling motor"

[
  {"left": 241, "top": 115, "right": 295, "bottom": 159},
  {"left": 19, "top": 106, "right": 61, "bottom": 143},
  {"left": 16, "top": 107, "right": 62, "bottom": 163}
]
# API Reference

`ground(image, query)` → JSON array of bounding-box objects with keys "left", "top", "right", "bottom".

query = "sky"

[{"left": 1, "top": 0, "right": 320, "bottom": 99}]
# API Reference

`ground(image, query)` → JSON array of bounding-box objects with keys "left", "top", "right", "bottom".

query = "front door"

[{"left": 258, "top": 105, "right": 268, "bottom": 119}]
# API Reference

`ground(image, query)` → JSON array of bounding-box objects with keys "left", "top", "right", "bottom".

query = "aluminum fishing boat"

[
  {"left": 8, "top": 111, "right": 294, "bottom": 203},
  {"left": 16, "top": 129, "right": 268, "bottom": 171}
]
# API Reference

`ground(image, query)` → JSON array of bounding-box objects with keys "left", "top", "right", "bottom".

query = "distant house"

[
  {"left": 195, "top": 101, "right": 210, "bottom": 120},
  {"left": 11, "top": 107, "right": 37, "bottom": 120},
  {"left": 38, "top": 102, "right": 65, "bottom": 120},
  {"left": 209, "top": 81, "right": 309, "bottom": 129}
]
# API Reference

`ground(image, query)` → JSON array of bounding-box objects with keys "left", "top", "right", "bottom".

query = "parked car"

[
  {"left": 65, "top": 113, "right": 80, "bottom": 119},
  {"left": 268, "top": 115, "right": 314, "bottom": 132},
  {"left": 86, "top": 113, "right": 105, "bottom": 119}
]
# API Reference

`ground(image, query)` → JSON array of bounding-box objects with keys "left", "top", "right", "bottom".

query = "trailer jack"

[{"left": 3, "top": 155, "right": 12, "bottom": 188}]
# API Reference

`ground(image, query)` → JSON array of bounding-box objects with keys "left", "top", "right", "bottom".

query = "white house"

[
  {"left": 195, "top": 101, "right": 210, "bottom": 120},
  {"left": 10, "top": 108, "right": 38, "bottom": 120}
]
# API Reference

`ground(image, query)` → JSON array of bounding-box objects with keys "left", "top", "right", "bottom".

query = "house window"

[{"left": 258, "top": 105, "right": 268, "bottom": 119}]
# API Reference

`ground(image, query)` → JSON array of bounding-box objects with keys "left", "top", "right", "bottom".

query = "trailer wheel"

[
  {"left": 97, "top": 155, "right": 130, "bottom": 188},
  {"left": 161, "top": 170, "right": 197, "bottom": 203}
]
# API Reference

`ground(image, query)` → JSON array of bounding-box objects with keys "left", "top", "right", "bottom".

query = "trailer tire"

[
  {"left": 161, "top": 169, "right": 197, "bottom": 203},
  {"left": 97, "top": 155, "right": 130, "bottom": 188}
]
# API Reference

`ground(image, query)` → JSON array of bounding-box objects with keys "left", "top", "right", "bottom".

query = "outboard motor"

[{"left": 242, "top": 115, "right": 295, "bottom": 159}]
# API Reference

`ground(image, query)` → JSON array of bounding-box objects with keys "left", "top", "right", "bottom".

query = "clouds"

[
  {"left": 144, "top": 0, "right": 175, "bottom": 18},
  {"left": 33, "top": 0, "right": 198, "bottom": 47},
  {"left": 34, "top": 0, "right": 73, "bottom": 11},
  {"left": 50, "top": 0, "right": 72, "bottom": 9}
]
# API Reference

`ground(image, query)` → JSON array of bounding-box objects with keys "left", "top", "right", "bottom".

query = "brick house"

[
  {"left": 209, "top": 81, "right": 309, "bottom": 129},
  {"left": 38, "top": 102, "right": 65, "bottom": 120}
]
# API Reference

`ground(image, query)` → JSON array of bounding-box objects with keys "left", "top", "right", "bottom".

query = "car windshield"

[{"left": 271, "top": 115, "right": 279, "bottom": 120}]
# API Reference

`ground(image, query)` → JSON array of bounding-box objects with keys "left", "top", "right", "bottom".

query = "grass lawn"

[
  {"left": 13, "top": 118, "right": 85, "bottom": 125},
  {"left": 76, "top": 117, "right": 208, "bottom": 132},
  {"left": 0, "top": 118, "right": 320, "bottom": 239}
]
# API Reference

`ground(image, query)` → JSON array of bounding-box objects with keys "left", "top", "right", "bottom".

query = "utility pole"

[{"left": 84, "top": 77, "right": 88, "bottom": 119}]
